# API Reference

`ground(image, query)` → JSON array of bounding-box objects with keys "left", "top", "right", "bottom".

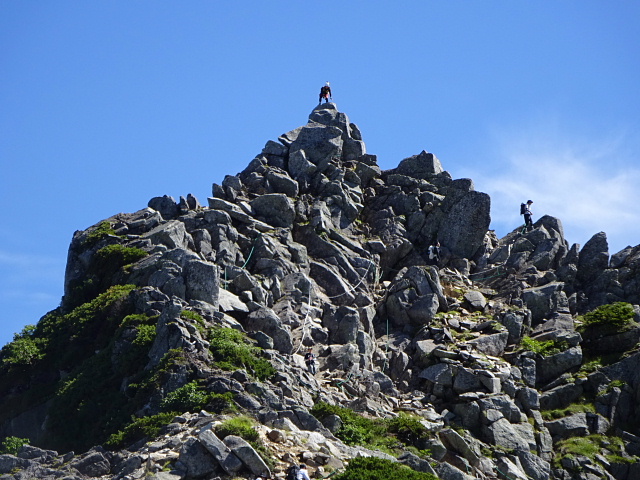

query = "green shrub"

[
  {"left": 216, "top": 415, "right": 259, "bottom": 442},
  {"left": 36, "top": 284, "right": 137, "bottom": 368},
  {"left": 92, "top": 244, "right": 148, "bottom": 280},
  {"left": 1, "top": 326, "right": 44, "bottom": 366},
  {"left": 520, "top": 336, "right": 568, "bottom": 356},
  {"left": 334, "top": 456, "right": 438, "bottom": 480},
  {"left": 67, "top": 245, "right": 147, "bottom": 307},
  {"left": 181, "top": 310, "right": 206, "bottom": 335},
  {"left": 133, "top": 324, "right": 156, "bottom": 346},
  {"left": 310, "top": 402, "right": 390, "bottom": 450},
  {"left": 0, "top": 436, "right": 29, "bottom": 455},
  {"left": 206, "top": 392, "right": 237, "bottom": 414},
  {"left": 579, "top": 302, "right": 635, "bottom": 330},
  {"left": 387, "top": 412, "right": 431, "bottom": 447},
  {"left": 84, "top": 221, "right": 117, "bottom": 246},
  {"left": 160, "top": 381, "right": 210, "bottom": 413},
  {"left": 105, "top": 412, "right": 177, "bottom": 450},
  {"left": 208, "top": 327, "right": 275, "bottom": 380}
]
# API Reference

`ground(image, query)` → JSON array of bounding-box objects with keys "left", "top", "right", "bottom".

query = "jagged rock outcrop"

[{"left": 1, "top": 102, "right": 640, "bottom": 480}]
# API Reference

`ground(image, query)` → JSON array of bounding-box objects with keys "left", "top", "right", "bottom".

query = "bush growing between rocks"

[
  {"left": 180, "top": 310, "right": 206, "bottom": 335},
  {"left": 84, "top": 221, "right": 117, "bottom": 246},
  {"left": 215, "top": 415, "right": 259, "bottom": 442},
  {"left": 311, "top": 402, "right": 387, "bottom": 447},
  {"left": 66, "top": 244, "right": 147, "bottom": 307},
  {"left": 333, "top": 456, "right": 438, "bottom": 480},
  {"left": 161, "top": 381, "right": 211, "bottom": 413},
  {"left": 520, "top": 336, "right": 568, "bottom": 356},
  {"left": 578, "top": 302, "right": 635, "bottom": 331},
  {"left": 208, "top": 327, "right": 276, "bottom": 381},
  {"left": 0, "top": 436, "right": 29, "bottom": 455},
  {"left": 105, "top": 412, "right": 177, "bottom": 449},
  {"left": 311, "top": 403, "right": 431, "bottom": 452},
  {"left": 387, "top": 412, "right": 433, "bottom": 447},
  {"left": 160, "top": 381, "right": 236, "bottom": 414}
]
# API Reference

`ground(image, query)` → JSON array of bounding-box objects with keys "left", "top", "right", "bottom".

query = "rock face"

[{"left": 1, "top": 102, "right": 640, "bottom": 480}]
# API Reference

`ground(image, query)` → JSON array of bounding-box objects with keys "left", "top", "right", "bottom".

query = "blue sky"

[{"left": 1, "top": 2, "right": 639, "bottom": 347}]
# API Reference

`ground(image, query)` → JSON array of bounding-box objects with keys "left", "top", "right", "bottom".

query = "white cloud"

[{"left": 461, "top": 123, "right": 640, "bottom": 254}]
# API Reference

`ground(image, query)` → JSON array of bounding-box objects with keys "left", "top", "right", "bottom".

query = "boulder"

[
  {"left": 223, "top": 435, "right": 271, "bottom": 477},
  {"left": 544, "top": 413, "right": 589, "bottom": 439},
  {"left": 177, "top": 437, "right": 219, "bottom": 478},
  {"left": 198, "top": 428, "right": 243, "bottom": 476},
  {"left": 250, "top": 194, "right": 295, "bottom": 228},
  {"left": 244, "top": 307, "right": 293, "bottom": 354},
  {"left": 469, "top": 332, "right": 508, "bottom": 356},
  {"left": 143, "top": 220, "right": 190, "bottom": 250},
  {"left": 483, "top": 417, "right": 530, "bottom": 451},
  {"left": 394, "top": 151, "right": 444, "bottom": 178},
  {"left": 438, "top": 191, "right": 491, "bottom": 259},
  {"left": 536, "top": 346, "right": 582, "bottom": 386},
  {"left": 148, "top": 195, "right": 179, "bottom": 219},
  {"left": 577, "top": 232, "right": 609, "bottom": 284},
  {"left": 522, "top": 282, "right": 568, "bottom": 324},
  {"left": 516, "top": 451, "right": 551, "bottom": 480},
  {"left": 463, "top": 290, "right": 487, "bottom": 311}
]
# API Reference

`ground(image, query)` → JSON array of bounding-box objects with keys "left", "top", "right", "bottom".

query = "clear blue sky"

[{"left": 2, "top": 2, "right": 639, "bottom": 347}]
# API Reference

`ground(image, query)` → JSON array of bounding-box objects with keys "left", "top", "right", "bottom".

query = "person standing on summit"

[
  {"left": 319, "top": 82, "right": 332, "bottom": 103},
  {"left": 521, "top": 200, "right": 534, "bottom": 231}
]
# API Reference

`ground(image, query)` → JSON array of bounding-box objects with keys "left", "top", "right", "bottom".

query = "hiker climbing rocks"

[
  {"left": 297, "top": 464, "right": 311, "bottom": 480},
  {"left": 521, "top": 200, "right": 533, "bottom": 231},
  {"left": 319, "top": 82, "right": 332, "bottom": 104},
  {"left": 428, "top": 241, "right": 440, "bottom": 265},
  {"left": 304, "top": 347, "right": 316, "bottom": 374}
]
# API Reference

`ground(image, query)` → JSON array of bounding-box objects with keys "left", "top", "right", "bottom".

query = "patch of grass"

[
  {"left": 334, "top": 456, "right": 438, "bottom": 480},
  {"left": 442, "top": 283, "right": 465, "bottom": 300},
  {"left": 216, "top": 415, "right": 259, "bottom": 442},
  {"left": 181, "top": 310, "right": 206, "bottom": 335},
  {"left": 311, "top": 402, "right": 387, "bottom": 448},
  {"left": 554, "top": 434, "right": 638, "bottom": 469},
  {"left": 541, "top": 401, "right": 595, "bottom": 420},
  {"left": 520, "top": 336, "right": 568, "bottom": 356},
  {"left": 84, "top": 221, "right": 117, "bottom": 246},
  {"left": 602, "top": 379, "right": 626, "bottom": 394},
  {"left": 208, "top": 327, "right": 275, "bottom": 381}
]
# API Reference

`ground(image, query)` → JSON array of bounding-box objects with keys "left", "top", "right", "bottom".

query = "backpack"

[
  {"left": 286, "top": 465, "right": 300, "bottom": 480},
  {"left": 520, "top": 203, "right": 526, "bottom": 215}
]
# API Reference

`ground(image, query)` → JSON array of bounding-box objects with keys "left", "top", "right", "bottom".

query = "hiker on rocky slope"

[
  {"left": 521, "top": 199, "right": 533, "bottom": 231},
  {"left": 304, "top": 347, "right": 317, "bottom": 374}
]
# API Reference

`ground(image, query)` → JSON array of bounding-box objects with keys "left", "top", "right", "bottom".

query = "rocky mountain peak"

[{"left": 1, "top": 104, "right": 640, "bottom": 480}]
